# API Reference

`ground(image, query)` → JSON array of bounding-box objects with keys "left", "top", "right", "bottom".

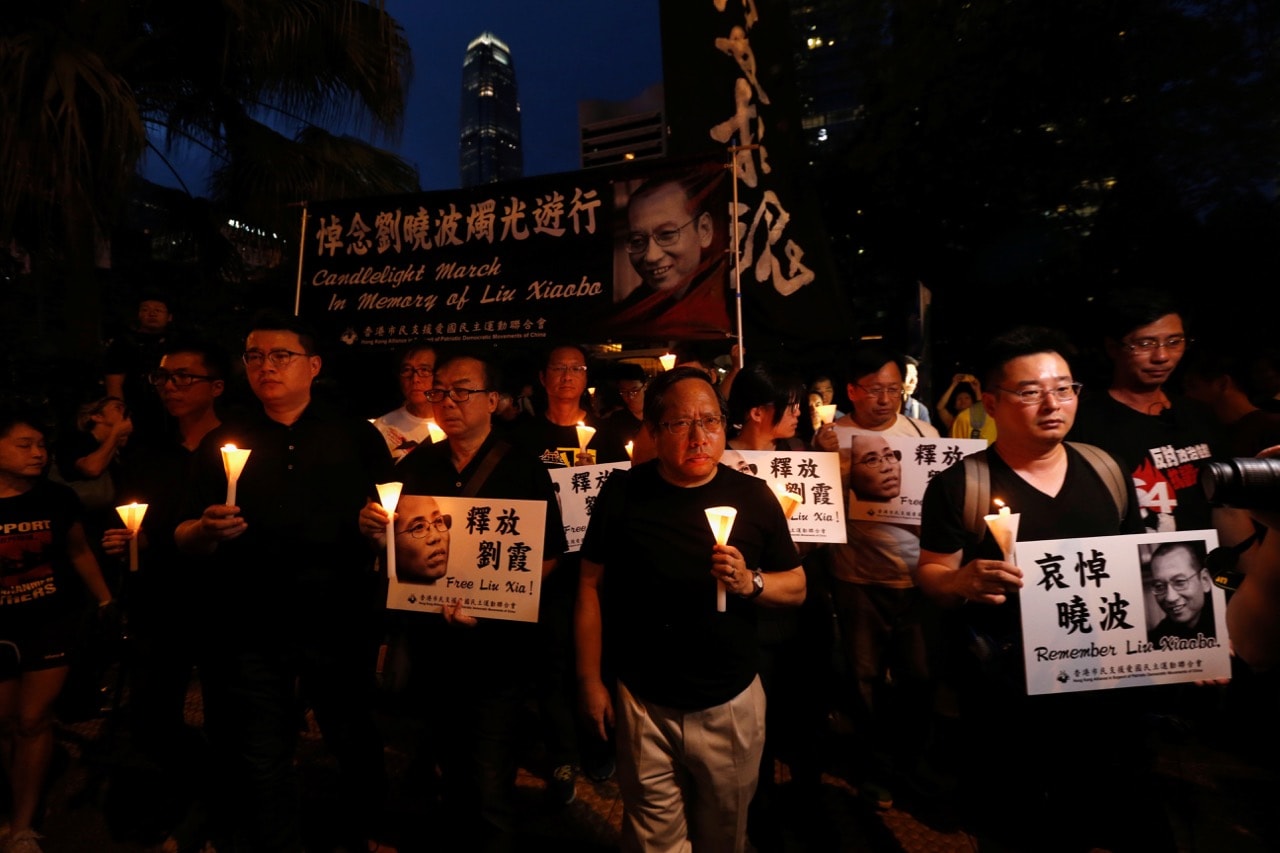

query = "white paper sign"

[
  {"left": 1017, "top": 530, "right": 1229, "bottom": 695},
  {"left": 385, "top": 495, "right": 546, "bottom": 623},
  {"left": 720, "top": 450, "right": 845, "bottom": 543},
  {"left": 835, "top": 430, "right": 986, "bottom": 524},
  {"left": 548, "top": 462, "right": 631, "bottom": 552}
]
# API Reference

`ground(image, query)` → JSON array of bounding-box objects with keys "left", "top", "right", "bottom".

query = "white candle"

[
  {"left": 816, "top": 404, "right": 837, "bottom": 426},
  {"left": 624, "top": 440, "right": 634, "bottom": 460},
  {"left": 114, "top": 502, "right": 148, "bottom": 572},
  {"left": 221, "top": 444, "right": 251, "bottom": 506},
  {"left": 704, "top": 506, "right": 738, "bottom": 612},
  {"left": 773, "top": 484, "right": 801, "bottom": 519},
  {"left": 575, "top": 421, "right": 596, "bottom": 453},
  {"left": 983, "top": 499, "right": 1020, "bottom": 563},
  {"left": 658, "top": 353, "right": 677, "bottom": 371},
  {"left": 426, "top": 420, "right": 446, "bottom": 444},
  {"left": 376, "top": 482, "right": 403, "bottom": 581}
]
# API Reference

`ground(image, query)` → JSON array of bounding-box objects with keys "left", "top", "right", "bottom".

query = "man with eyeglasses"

[
  {"left": 175, "top": 313, "right": 396, "bottom": 852},
  {"left": 576, "top": 366, "right": 804, "bottom": 852},
  {"left": 811, "top": 346, "right": 940, "bottom": 808},
  {"left": 1144, "top": 541, "right": 1216, "bottom": 645},
  {"left": 917, "top": 327, "right": 1159, "bottom": 851},
  {"left": 94, "top": 340, "right": 229, "bottom": 848},
  {"left": 1072, "top": 288, "right": 1227, "bottom": 534},
  {"left": 360, "top": 350, "right": 566, "bottom": 850},
  {"left": 603, "top": 166, "right": 731, "bottom": 340},
  {"left": 372, "top": 342, "right": 438, "bottom": 462}
]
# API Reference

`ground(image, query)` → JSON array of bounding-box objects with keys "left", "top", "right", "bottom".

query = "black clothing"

[{"left": 509, "top": 410, "right": 629, "bottom": 468}]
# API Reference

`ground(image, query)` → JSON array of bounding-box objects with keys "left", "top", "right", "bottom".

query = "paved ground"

[{"left": 12, "top": 677, "right": 1280, "bottom": 852}]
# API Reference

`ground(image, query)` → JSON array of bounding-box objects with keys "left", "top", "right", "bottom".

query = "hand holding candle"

[
  {"left": 704, "top": 506, "right": 738, "bottom": 612},
  {"left": 114, "top": 502, "right": 148, "bottom": 572},
  {"left": 376, "top": 482, "right": 403, "bottom": 581},
  {"left": 220, "top": 444, "right": 251, "bottom": 507},
  {"left": 983, "top": 499, "right": 1020, "bottom": 563}
]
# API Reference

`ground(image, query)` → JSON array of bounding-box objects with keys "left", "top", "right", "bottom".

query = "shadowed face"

[
  {"left": 395, "top": 495, "right": 451, "bottom": 583},
  {"left": 651, "top": 378, "right": 725, "bottom": 488},
  {"left": 1111, "top": 313, "right": 1186, "bottom": 392},
  {"left": 0, "top": 423, "right": 48, "bottom": 482}
]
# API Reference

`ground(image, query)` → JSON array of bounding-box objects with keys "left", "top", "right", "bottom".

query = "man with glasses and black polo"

[
  {"left": 811, "top": 346, "right": 940, "bottom": 808},
  {"left": 915, "top": 327, "right": 1163, "bottom": 850},
  {"left": 1071, "top": 288, "right": 1229, "bottom": 535},
  {"left": 360, "top": 350, "right": 567, "bottom": 851},
  {"left": 576, "top": 366, "right": 805, "bottom": 852},
  {"left": 175, "top": 312, "right": 396, "bottom": 852}
]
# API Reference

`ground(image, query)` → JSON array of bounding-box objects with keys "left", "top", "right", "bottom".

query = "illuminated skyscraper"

[{"left": 459, "top": 32, "right": 523, "bottom": 187}]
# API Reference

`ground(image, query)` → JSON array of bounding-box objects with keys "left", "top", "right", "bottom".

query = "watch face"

[{"left": 752, "top": 572, "right": 764, "bottom": 590}]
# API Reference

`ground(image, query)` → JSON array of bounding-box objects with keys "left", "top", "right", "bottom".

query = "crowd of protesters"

[{"left": 2, "top": 286, "right": 1279, "bottom": 853}]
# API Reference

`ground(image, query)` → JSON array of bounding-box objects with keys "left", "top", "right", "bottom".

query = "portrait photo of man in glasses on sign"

[
  {"left": 603, "top": 162, "right": 731, "bottom": 340},
  {"left": 847, "top": 433, "right": 904, "bottom": 503},
  {"left": 1142, "top": 539, "right": 1217, "bottom": 646}
]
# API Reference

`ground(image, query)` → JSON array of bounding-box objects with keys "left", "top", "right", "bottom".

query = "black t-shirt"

[
  {"left": 0, "top": 480, "right": 84, "bottom": 619},
  {"left": 183, "top": 401, "right": 392, "bottom": 642},
  {"left": 394, "top": 432, "right": 568, "bottom": 682},
  {"left": 510, "top": 411, "right": 629, "bottom": 468},
  {"left": 1071, "top": 392, "right": 1223, "bottom": 532},
  {"left": 920, "top": 444, "right": 1143, "bottom": 647},
  {"left": 581, "top": 461, "right": 800, "bottom": 710}
]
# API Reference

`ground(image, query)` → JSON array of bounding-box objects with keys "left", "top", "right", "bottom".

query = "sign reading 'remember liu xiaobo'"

[{"left": 295, "top": 156, "right": 733, "bottom": 348}]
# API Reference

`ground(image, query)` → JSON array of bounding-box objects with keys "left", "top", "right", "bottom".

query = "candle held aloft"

[
  {"left": 220, "top": 444, "right": 251, "bottom": 506},
  {"left": 658, "top": 353, "right": 677, "bottom": 371},
  {"left": 376, "top": 482, "right": 403, "bottom": 581},
  {"left": 704, "top": 506, "right": 738, "bottom": 612},
  {"left": 115, "top": 502, "right": 148, "bottom": 572}
]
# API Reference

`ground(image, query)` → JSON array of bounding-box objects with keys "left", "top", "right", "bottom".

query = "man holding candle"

[
  {"left": 174, "top": 313, "right": 395, "bottom": 853},
  {"left": 916, "top": 327, "right": 1154, "bottom": 850},
  {"left": 576, "top": 366, "right": 805, "bottom": 853},
  {"left": 372, "top": 341, "right": 438, "bottom": 463},
  {"left": 812, "top": 346, "right": 939, "bottom": 808},
  {"left": 360, "top": 351, "right": 567, "bottom": 850}
]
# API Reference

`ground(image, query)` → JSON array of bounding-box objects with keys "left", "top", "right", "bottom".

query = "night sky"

[{"left": 142, "top": 1, "right": 665, "bottom": 193}]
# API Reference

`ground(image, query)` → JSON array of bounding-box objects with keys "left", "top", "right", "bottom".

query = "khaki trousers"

[{"left": 616, "top": 676, "right": 766, "bottom": 853}]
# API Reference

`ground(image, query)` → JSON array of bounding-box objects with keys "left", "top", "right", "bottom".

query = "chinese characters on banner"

[
  {"left": 835, "top": 431, "right": 986, "bottom": 524},
  {"left": 720, "top": 450, "right": 845, "bottom": 543},
  {"left": 1017, "top": 530, "right": 1229, "bottom": 695},
  {"left": 295, "top": 156, "right": 731, "bottom": 348},
  {"left": 548, "top": 463, "right": 630, "bottom": 552},
  {"left": 385, "top": 495, "right": 546, "bottom": 623}
]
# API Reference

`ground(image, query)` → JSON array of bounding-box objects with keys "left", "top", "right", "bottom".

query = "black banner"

[
  {"left": 658, "top": 0, "right": 850, "bottom": 346},
  {"left": 296, "top": 156, "right": 732, "bottom": 348}
]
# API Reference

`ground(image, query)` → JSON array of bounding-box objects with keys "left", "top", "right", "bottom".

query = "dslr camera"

[{"left": 1200, "top": 457, "right": 1280, "bottom": 510}]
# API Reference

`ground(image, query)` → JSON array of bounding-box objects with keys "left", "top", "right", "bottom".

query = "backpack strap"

[
  {"left": 1066, "top": 441, "right": 1129, "bottom": 525},
  {"left": 961, "top": 450, "right": 992, "bottom": 544},
  {"left": 461, "top": 439, "right": 511, "bottom": 498}
]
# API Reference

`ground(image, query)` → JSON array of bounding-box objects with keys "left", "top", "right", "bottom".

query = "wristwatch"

[{"left": 742, "top": 570, "right": 764, "bottom": 600}]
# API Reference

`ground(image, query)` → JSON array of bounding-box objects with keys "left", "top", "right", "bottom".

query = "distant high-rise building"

[
  {"left": 459, "top": 32, "right": 523, "bottom": 187},
  {"left": 578, "top": 83, "right": 666, "bottom": 169}
]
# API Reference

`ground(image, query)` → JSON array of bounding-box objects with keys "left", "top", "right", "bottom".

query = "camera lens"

[{"left": 1201, "top": 458, "right": 1280, "bottom": 509}]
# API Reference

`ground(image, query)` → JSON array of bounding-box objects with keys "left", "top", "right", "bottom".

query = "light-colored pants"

[{"left": 615, "top": 676, "right": 766, "bottom": 853}]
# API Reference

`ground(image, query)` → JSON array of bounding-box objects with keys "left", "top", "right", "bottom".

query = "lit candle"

[
  {"left": 624, "top": 440, "right": 634, "bottom": 460},
  {"left": 658, "top": 353, "right": 677, "bottom": 371},
  {"left": 816, "top": 404, "right": 837, "bottom": 426},
  {"left": 426, "top": 420, "right": 446, "bottom": 444},
  {"left": 220, "top": 444, "right": 251, "bottom": 506},
  {"left": 376, "top": 482, "right": 403, "bottom": 581},
  {"left": 704, "top": 506, "right": 738, "bottom": 612},
  {"left": 114, "top": 502, "right": 148, "bottom": 572},
  {"left": 773, "top": 484, "right": 801, "bottom": 519},
  {"left": 983, "top": 498, "right": 1020, "bottom": 563},
  {"left": 575, "top": 421, "right": 596, "bottom": 453}
]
